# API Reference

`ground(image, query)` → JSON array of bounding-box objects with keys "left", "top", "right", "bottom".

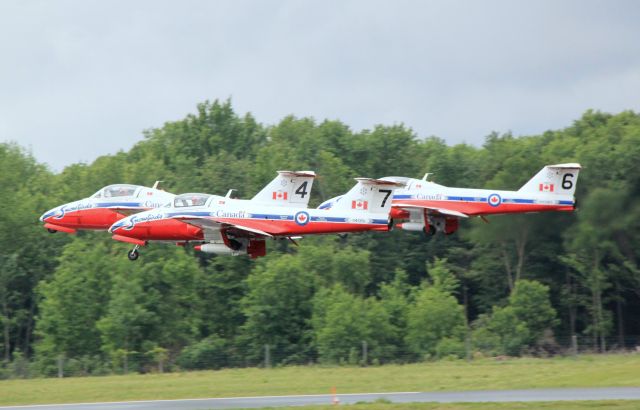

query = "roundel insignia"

[
  {"left": 488, "top": 193, "right": 502, "bottom": 207},
  {"left": 294, "top": 211, "right": 310, "bottom": 226}
]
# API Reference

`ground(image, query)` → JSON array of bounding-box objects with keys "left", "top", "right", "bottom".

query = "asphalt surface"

[{"left": 2, "top": 388, "right": 640, "bottom": 410}]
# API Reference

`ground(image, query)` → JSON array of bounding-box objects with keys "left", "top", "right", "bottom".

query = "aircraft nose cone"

[
  {"left": 40, "top": 208, "right": 58, "bottom": 222},
  {"left": 109, "top": 218, "right": 129, "bottom": 233}
]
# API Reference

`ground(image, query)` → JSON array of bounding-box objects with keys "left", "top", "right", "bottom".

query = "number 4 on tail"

[{"left": 295, "top": 181, "right": 309, "bottom": 198}]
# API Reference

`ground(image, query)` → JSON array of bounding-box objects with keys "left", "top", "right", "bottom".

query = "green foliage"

[
  {"left": 509, "top": 280, "right": 558, "bottom": 343},
  {"left": 240, "top": 253, "right": 317, "bottom": 364},
  {"left": 473, "top": 307, "right": 530, "bottom": 356},
  {"left": 176, "top": 335, "right": 228, "bottom": 370},
  {"left": 35, "top": 238, "right": 116, "bottom": 360},
  {"left": 2, "top": 103, "right": 640, "bottom": 375},
  {"left": 427, "top": 258, "right": 460, "bottom": 295},
  {"left": 312, "top": 285, "right": 397, "bottom": 364},
  {"left": 405, "top": 285, "right": 466, "bottom": 359},
  {"left": 472, "top": 279, "right": 558, "bottom": 355}
]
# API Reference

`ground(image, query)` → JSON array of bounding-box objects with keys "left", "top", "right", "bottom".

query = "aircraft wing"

[
  {"left": 169, "top": 215, "right": 274, "bottom": 237},
  {"left": 393, "top": 203, "right": 469, "bottom": 218},
  {"left": 99, "top": 203, "right": 152, "bottom": 216},
  {"left": 109, "top": 207, "right": 144, "bottom": 216}
]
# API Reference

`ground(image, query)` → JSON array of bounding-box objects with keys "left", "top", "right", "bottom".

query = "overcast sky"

[{"left": 1, "top": 0, "right": 639, "bottom": 171}]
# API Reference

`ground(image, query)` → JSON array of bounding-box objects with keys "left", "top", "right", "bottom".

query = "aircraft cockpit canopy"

[
  {"left": 91, "top": 184, "right": 139, "bottom": 199},
  {"left": 174, "top": 193, "right": 211, "bottom": 208}
]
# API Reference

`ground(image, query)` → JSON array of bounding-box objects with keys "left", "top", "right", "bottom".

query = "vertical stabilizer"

[
  {"left": 518, "top": 163, "right": 581, "bottom": 196},
  {"left": 252, "top": 171, "right": 316, "bottom": 207},
  {"left": 331, "top": 178, "right": 405, "bottom": 214}
]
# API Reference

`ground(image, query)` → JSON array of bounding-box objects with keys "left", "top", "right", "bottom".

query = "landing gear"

[
  {"left": 228, "top": 238, "right": 243, "bottom": 251},
  {"left": 127, "top": 245, "right": 140, "bottom": 261},
  {"left": 47, "top": 228, "right": 57, "bottom": 234},
  {"left": 423, "top": 225, "right": 436, "bottom": 236}
]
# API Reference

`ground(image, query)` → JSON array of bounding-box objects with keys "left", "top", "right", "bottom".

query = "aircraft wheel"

[
  {"left": 423, "top": 225, "right": 436, "bottom": 237},
  {"left": 229, "top": 239, "right": 243, "bottom": 251},
  {"left": 338, "top": 233, "right": 348, "bottom": 239},
  {"left": 47, "top": 228, "right": 57, "bottom": 234},
  {"left": 127, "top": 249, "right": 139, "bottom": 261}
]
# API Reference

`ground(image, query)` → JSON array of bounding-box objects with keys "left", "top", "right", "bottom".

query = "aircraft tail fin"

[
  {"left": 330, "top": 178, "right": 405, "bottom": 215},
  {"left": 518, "top": 163, "right": 582, "bottom": 196},
  {"left": 252, "top": 170, "right": 316, "bottom": 207}
]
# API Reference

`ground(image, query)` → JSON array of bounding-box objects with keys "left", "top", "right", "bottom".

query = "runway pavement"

[{"left": 2, "top": 388, "right": 640, "bottom": 410}]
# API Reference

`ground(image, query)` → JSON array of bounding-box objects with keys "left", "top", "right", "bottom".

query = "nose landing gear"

[{"left": 127, "top": 245, "right": 140, "bottom": 261}]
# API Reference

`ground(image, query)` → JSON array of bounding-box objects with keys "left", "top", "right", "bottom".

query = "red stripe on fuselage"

[
  {"left": 112, "top": 217, "right": 387, "bottom": 241},
  {"left": 112, "top": 218, "right": 204, "bottom": 241},
  {"left": 394, "top": 200, "right": 574, "bottom": 215},
  {"left": 215, "top": 218, "right": 387, "bottom": 235},
  {"left": 44, "top": 208, "right": 126, "bottom": 230}
]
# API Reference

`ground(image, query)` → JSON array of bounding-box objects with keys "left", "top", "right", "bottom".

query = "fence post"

[
  {"left": 57, "top": 354, "right": 64, "bottom": 378},
  {"left": 264, "top": 344, "right": 271, "bottom": 368},
  {"left": 571, "top": 335, "right": 578, "bottom": 356},
  {"left": 362, "top": 341, "right": 368, "bottom": 366}
]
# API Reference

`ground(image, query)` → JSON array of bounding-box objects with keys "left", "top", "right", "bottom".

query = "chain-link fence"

[{"left": 4, "top": 335, "right": 637, "bottom": 379}]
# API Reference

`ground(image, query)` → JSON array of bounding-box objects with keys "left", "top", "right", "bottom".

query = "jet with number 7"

[{"left": 108, "top": 171, "right": 404, "bottom": 260}]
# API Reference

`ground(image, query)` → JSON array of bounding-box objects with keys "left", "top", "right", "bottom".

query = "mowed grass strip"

[
  {"left": 239, "top": 401, "right": 640, "bottom": 410},
  {"left": 1, "top": 354, "right": 639, "bottom": 406}
]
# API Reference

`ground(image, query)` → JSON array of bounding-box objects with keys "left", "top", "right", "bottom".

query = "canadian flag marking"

[
  {"left": 351, "top": 200, "right": 368, "bottom": 210},
  {"left": 272, "top": 191, "right": 288, "bottom": 200},
  {"left": 539, "top": 183, "right": 554, "bottom": 192}
]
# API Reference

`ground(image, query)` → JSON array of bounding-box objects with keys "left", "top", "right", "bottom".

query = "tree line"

[{"left": 1, "top": 100, "right": 639, "bottom": 377}]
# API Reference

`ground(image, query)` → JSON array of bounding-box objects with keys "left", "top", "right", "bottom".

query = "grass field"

[{"left": 0, "top": 354, "right": 639, "bottom": 406}]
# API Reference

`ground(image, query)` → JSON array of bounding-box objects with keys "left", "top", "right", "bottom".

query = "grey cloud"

[{"left": 1, "top": 0, "right": 639, "bottom": 171}]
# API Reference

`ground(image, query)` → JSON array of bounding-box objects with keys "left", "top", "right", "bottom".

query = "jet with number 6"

[
  {"left": 108, "top": 170, "right": 404, "bottom": 260},
  {"left": 387, "top": 163, "right": 582, "bottom": 235},
  {"left": 319, "top": 163, "right": 581, "bottom": 236}
]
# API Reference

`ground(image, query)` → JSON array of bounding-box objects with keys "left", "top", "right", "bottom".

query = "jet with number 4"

[
  {"left": 39, "top": 182, "right": 175, "bottom": 234},
  {"left": 319, "top": 163, "right": 581, "bottom": 236},
  {"left": 108, "top": 171, "right": 404, "bottom": 260}
]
